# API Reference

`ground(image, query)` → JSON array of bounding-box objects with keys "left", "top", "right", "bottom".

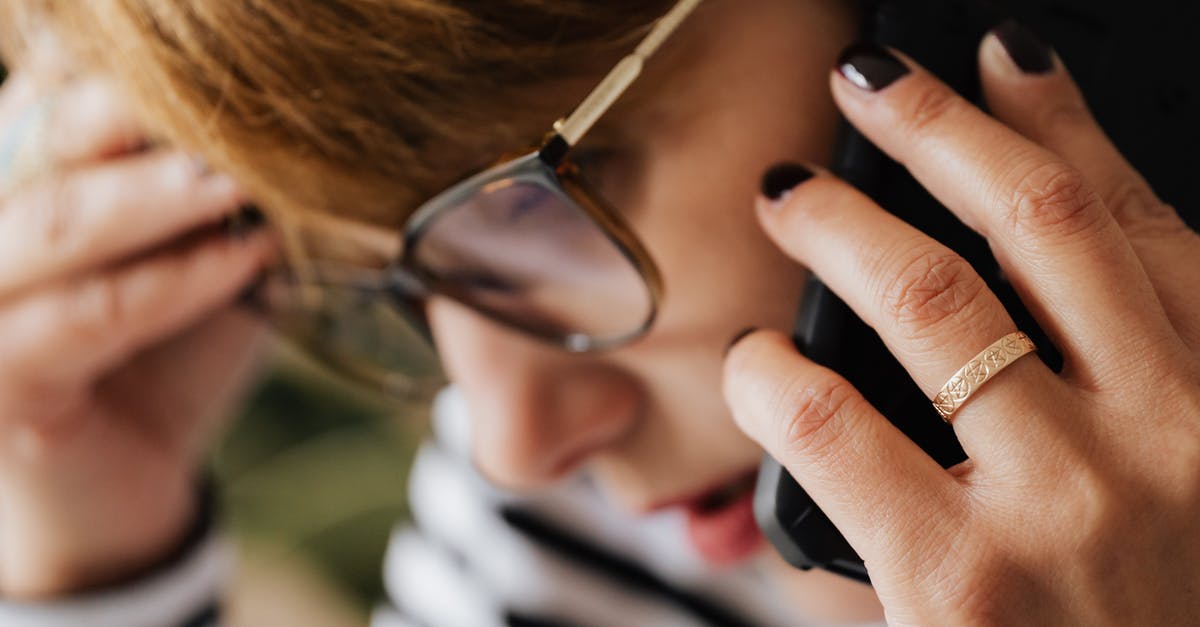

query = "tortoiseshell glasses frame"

[{"left": 260, "top": 0, "right": 702, "bottom": 395}]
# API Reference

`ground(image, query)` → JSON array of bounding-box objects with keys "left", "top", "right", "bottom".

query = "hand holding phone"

[
  {"left": 725, "top": 1, "right": 1200, "bottom": 623},
  {"left": 749, "top": 0, "right": 1200, "bottom": 584}
]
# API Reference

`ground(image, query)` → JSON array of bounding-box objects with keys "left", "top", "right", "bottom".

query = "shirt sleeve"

[
  {"left": 0, "top": 477, "right": 232, "bottom": 627},
  {"left": 0, "top": 530, "right": 232, "bottom": 627}
]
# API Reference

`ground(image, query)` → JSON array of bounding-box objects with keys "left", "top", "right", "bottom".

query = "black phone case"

[{"left": 754, "top": 0, "right": 1200, "bottom": 583}]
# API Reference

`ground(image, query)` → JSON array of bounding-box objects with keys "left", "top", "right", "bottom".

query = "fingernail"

[
  {"left": 223, "top": 204, "right": 267, "bottom": 240},
  {"left": 992, "top": 19, "right": 1054, "bottom": 75},
  {"left": 836, "top": 43, "right": 910, "bottom": 92},
  {"left": 725, "top": 327, "right": 759, "bottom": 357},
  {"left": 760, "top": 162, "right": 814, "bottom": 203},
  {"left": 237, "top": 271, "right": 271, "bottom": 311}
]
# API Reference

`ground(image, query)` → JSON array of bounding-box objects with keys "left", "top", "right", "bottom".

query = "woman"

[{"left": 0, "top": 0, "right": 1197, "bottom": 625}]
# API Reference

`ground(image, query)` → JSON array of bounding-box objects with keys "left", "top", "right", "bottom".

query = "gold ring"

[{"left": 932, "top": 331, "right": 1037, "bottom": 422}]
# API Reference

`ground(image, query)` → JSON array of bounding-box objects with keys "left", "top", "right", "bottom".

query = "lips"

[
  {"left": 675, "top": 471, "right": 764, "bottom": 566},
  {"left": 691, "top": 473, "right": 757, "bottom": 513}
]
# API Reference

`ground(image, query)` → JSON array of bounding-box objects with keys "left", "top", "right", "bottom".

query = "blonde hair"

[{"left": 1, "top": 0, "right": 673, "bottom": 238}]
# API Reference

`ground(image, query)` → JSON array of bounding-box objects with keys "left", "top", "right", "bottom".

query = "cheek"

[
  {"left": 425, "top": 296, "right": 648, "bottom": 489},
  {"left": 618, "top": 0, "right": 849, "bottom": 329},
  {"left": 622, "top": 88, "right": 843, "bottom": 348},
  {"left": 627, "top": 152, "right": 810, "bottom": 350},
  {"left": 653, "top": 218, "right": 806, "bottom": 346},
  {"left": 583, "top": 152, "right": 810, "bottom": 500},
  {"left": 424, "top": 297, "right": 487, "bottom": 385}
]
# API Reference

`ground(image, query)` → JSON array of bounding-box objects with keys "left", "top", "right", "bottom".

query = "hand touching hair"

[{"left": 0, "top": 0, "right": 673, "bottom": 231}]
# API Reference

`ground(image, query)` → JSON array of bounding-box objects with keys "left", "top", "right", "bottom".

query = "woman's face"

[{"left": 426, "top": 0, "right": 871, "bottom": 609}]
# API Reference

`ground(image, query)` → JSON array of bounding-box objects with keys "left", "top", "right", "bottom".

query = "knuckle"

[
  {"left": 22, "top": 179, "right": 77, "bottom": 250},
  {"left": 42, "top": 183, "right": 75, "bottom": 247},
  {"left": 949, "top": 555, "right": 1040, "bottom": 626},
  {"left": 1001, "top": 163, "right": 1106, "bottom": 239},
  {"left": 160, "top": 152, "right": 200, "bottom": 187},
  {"left": 883, "top": 249, "right": 986, "bottom": 332},
  {"left": 1167, "top": 431, "right": 1200, "bottom": 505},
  {"left": 774, "top": 377, "right": 859, "bottom": 459},
  {"left": 1103, "top": 180, "right": 1161, "bottom": 227},
  {"left": 898, "top": 82, "right": 964, "bottom": 138},
  {"left": 1184, "top": 437, "right": 1200, "bottom": 505},
  {"left": 0, "top": 301, "right": 54, "bottom": 376},
  {"left": 73, "top": 272, "right": 127, "bottom": 339},
  {"left": 1109, "top": 190, "right": 1190, "bottom": 243},
  {"left": 1059, "top": 456, "right": 1158, "bottom": 555},
  {"left": 1152, "top": 390, "right": 1200, "bottom": 499}
]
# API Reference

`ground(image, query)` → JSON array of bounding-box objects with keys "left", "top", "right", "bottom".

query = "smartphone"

[{"left": 754, "top": 0, "right": 1200, "bottom": 583}]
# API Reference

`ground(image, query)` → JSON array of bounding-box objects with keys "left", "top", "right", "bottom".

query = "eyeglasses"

[{"left": 254, "top": 0, "right": 703, "bottom": 396}]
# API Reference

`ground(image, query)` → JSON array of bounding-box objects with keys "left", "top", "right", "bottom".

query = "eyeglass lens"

[
  {"left": 408, "top": 174, "right": 653, "bottom": 348},
  {"left": 255, "top": 272, "right": 443, "bottom": 394}
]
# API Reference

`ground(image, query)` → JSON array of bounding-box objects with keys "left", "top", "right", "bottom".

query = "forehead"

[
  {"left": 591, "top": 0, "right": 852, "bottom": 143},
  {"left": 305, "top": 1, "right": 855, "bottom": 246}
]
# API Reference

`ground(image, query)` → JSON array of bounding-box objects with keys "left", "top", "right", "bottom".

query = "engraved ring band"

[{"left": 932, "top": 331, "right": 1038, "bottom": 423}]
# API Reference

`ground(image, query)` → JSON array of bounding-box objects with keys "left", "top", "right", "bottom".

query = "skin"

[
  {"left": 2, "top": 0, "right": 1198, "bottom": 624},
  {"left": 0, "top": 0, "right": 880, "bottom": 618},
  {"left": 0, "top": 62, "right": 272, "bottom": 594},
  {"left": 431, "top": 0, "right": 842, "bottom": 507},
  {"left": 427, "top": 0, "right": 883, "bottom": 619},
  {"left": 727, "top": 35, "right": 1200, "bottom": 625}
]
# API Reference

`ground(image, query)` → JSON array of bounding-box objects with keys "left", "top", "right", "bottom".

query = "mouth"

[
  {"left": 691, "top": 472, "right": 757, "bottom": 514},
  {"left": 650, "top": 469, "right": 764, "bottom": 567}
]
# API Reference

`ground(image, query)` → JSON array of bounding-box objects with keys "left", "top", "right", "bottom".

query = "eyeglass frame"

[{"left": 269, "top": 0, "right": 703, "bottom": 361}]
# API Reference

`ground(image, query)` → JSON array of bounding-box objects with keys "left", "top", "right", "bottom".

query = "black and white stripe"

[
  {"left": 0, "top": 387, "right": 882, "bottom": 627},
  {"left": 376, "top": 388, "right": 808, "bottom": 627}
]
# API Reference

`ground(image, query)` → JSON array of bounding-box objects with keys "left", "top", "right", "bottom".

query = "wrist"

[{"left": 0, "top": 473, "right": 210, "bottom": 599}]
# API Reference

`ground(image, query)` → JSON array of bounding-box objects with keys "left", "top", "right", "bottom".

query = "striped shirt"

[{"left": 0, "top": 388, "right": 883, "bottom": 627}]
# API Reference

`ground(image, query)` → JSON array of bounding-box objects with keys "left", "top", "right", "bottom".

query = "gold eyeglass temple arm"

[{"left": 552, "top": 0, "right": 703, "bottom": 146}]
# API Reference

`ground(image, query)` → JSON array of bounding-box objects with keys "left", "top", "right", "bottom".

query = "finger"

[
  {"left": 98, "top": 308, "right": 268, "bottom": 457},
  {"left": 723, "top": 329, "right": 961, "bottom": 564},
  {"left": 831, "top": 44, "right": 1175, "bottom": 380},
  {"left": 1, "top": 76, "right": 146, "bottom": 196},
  {"left": 0, "top": 73, "right": 51, "bottom": 192},
  {"left": 757, "top": 168, "right": 1060, "bottom": 459},
  {"left": 0, "top": 231, "right": 275, "bottom": 388},
  {"left": 0, "top": 151, "right": 245, "bottom": 295},
  {"left": 979, "top": 23, "right": 1163, "bottom": 231},
  {"left": 978, "top": 25, "right": 1200, "bottom": 346},
  {"left": 46, "top": 77, "right": 146, "bottom": 163},
  {"left": 0, "top": 72, "right": 41, "bottom": 126}
]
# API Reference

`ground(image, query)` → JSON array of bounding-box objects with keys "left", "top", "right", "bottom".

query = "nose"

[{"left": 426, "top": 298, "right": 642, "bottom": 491}]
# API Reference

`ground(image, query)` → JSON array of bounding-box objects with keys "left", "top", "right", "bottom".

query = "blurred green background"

[{"left": 213, "top": 346, "right": 434, "bottom": 625}]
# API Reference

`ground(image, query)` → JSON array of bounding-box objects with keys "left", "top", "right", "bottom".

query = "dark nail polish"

[
  {"left": 725, "top": 327, "right": 759, "bottom": 357},
  {"left": 837, "top": 43, "right": 911, "bottom": 92},
  {"left": 992, "top": 19, "right": 1054, "bottom": 74},
  {"left": 237, "top": 271, "right": 270, "bottom": 311},
  {"left": 223, "top": 204, "right": 267, "bottom": 240},
  {"left": 760, "top": 163, "right": 814, "bottom": 202}
]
